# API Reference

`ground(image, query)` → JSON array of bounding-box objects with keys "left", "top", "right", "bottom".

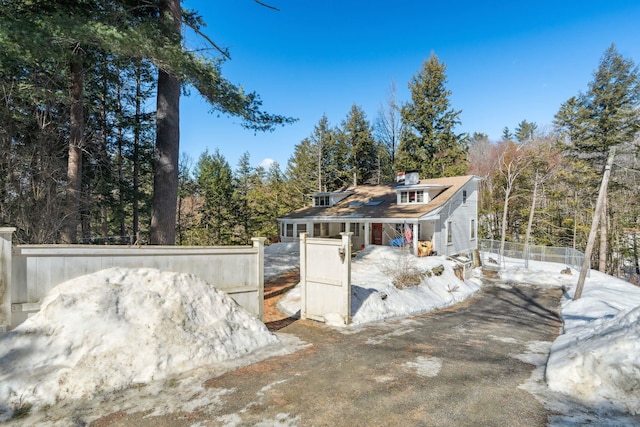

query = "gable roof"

[{"left": 280, "top": 175, "right": 478, "bottom": 221}]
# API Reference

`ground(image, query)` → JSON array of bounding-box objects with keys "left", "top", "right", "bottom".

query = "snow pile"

[
  {"left": 545, "top": 270, "right": 640, "bottom": 415},
  {"left": 0, "top": 267, "right": 278, "bottom": 419},
  {"left": 279, "top": 245, "right": 482, "bottom": 326}
]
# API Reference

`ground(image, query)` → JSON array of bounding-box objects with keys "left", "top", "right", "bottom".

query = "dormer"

[
  {"left": 395, "top": 171, "right": 449, "bottom": 205},
  {"left": 311, "top": 190, "right": 354, "bottom": 207}
]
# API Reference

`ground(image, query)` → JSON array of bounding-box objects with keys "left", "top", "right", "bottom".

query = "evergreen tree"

[
  {"left": 233, "top": 152, "right": 255, "bottom": 244},
  {"left": 313, "top": 115, "right": 346, "bottom": 191},
  {"left": 176, "top": 153, "right": 199, "bottom": 245},
  {"left": 514, "top": 120, "right": 538, "bottom": 142},
  {"left": 341, "top": 104, "right": 378, "bottom": 185},
  {"left": 396, "top": 53, "right": 467, "bottom": 178},
  {"left": 555, "top": 44, "right": 640, "bottom": 294},
  {"left": 555, "top": 45, "right": 640, "bottom": 159},
  {"left": 195, "top": 149, "right": 235, "bottom": 245},
  {"left": 286, "top": 138, "right": 317, "bottom": 207},
  {"left": 264, "top": 162, "right": 292, "bottom": 238},
  {"left": 501, "top": 127, "right": 514, "bottom": 141}
]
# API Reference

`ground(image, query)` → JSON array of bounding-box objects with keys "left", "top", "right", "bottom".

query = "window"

[
  {"left": 297, "top": 224, "right": 307, "bottom": 237},
  {"left": 447, "top": 221, "right": 453, "bottom": 245},
  {"left": 399, "top": 190, "right": 424, "bottom": 204},
  {"left": 280, "top": 223, "right": 285, "bottom": 237},
  {"left": 470, "top": 219, "right": 475, "bottom": 240},
  {"left": 286, "top": 223, "right": 294, "bottom": 237},
  {"left": 314, "top": 195, "right": 330, "bottom": 207},
  {"left": 340, "top": 223, "right": 360, "bottom": 236},
  {"left": 462, "top": 190, "right": 467, "bottom": 204}
]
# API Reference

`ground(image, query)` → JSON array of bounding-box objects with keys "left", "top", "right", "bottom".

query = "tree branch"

[{"left": 253, "top": 0, "right": 280, "bottom": 11}]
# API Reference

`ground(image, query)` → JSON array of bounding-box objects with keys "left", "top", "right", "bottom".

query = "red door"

[{"left": 372, "top": 223, "right": 383, "bottom": 245}]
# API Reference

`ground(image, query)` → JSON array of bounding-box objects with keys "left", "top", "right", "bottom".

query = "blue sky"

[{"left": 179, "top": 0, "right": 640, "bottom": 171}]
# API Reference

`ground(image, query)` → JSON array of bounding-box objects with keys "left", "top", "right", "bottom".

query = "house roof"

[{"left": 279, "top": 175, "right": 478, "bottom": 221}]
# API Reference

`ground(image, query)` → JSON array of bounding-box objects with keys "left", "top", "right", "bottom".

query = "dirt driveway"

[{"left": 90, "top": 276, "right": 562, "bottom": 427}]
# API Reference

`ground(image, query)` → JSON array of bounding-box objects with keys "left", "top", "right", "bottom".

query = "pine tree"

[
  {"left": 556, "top": 45, "right": 640, "bottom": 158},
  {"left": 514, "top": 120, "right": 538, "bottom": 143},
  {"left": 286, "top": 138, "right": 318, "bottom": 207},
  {"left": 312, "top": 115, "right": 345, "bottom": 191},
  {"left": 341, "top": 104, "right": 378, "bottom": 185},
  {"left": 501, "top": 127, "right": 514, "bottom": 141},
  {"left": 195, "top": 149, "right": 235, "bottom": 245},
  {"left": 555, "top": 44, "right": 640, "bottom": 297},
  {"left": 397, "top": 53, "right": 467, "bottom": 178},
  {"left": 233, "top": 152, "right": 255, "bottom": 244}
]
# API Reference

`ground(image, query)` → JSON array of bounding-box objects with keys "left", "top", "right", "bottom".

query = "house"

[{"left": 277, "top": 173, "right": 481, "bottom": 257}]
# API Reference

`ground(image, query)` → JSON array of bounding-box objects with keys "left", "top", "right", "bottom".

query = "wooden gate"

[{"left": 300, "top": 232, "right": 351, "bottom": 325}]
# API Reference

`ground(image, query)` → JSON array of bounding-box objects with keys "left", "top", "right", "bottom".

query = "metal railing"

[{"left": 479, "top": 239, "right": 587, "bottom": 272}]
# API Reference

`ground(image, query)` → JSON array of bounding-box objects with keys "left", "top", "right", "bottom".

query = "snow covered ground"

[
  {"left": 0, "top": 241, "right": 639, "bottom": 425},
  {"left": 277, "top": 245, "right": 482, "bottom": 326},
  {"left": 497, "top": 259, "right": 640, "bottom": 425}
]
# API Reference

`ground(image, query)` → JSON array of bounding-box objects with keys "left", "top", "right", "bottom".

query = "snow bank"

[
  {"left": 545, "top": 270, "right": 640, "bottom": 414},
  {"left": 278, "top": 245, "right": 482, "bottom": 326},
  {"left": 0, "top": 267, "right": 278, "bottom": 419}
]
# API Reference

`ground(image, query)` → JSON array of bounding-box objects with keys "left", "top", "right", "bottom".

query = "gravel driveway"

[{"left": 90, "top": 282, "right": 562, "bottom": 426}]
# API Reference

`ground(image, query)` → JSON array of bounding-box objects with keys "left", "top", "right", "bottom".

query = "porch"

[{"left": 279, "top": 219, "right": 438, "bottom": 256}]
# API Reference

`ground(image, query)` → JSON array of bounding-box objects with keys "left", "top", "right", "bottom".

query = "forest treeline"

[{"left": 0, "top": 2, "right": 638, "bottom": 280}]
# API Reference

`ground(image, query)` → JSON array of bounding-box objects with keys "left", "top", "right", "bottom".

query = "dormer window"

[
  {"left": 314, "top": 195, "right": 330, "bottom": 207},
  {"left": 399, "top": 190, "right": 424, "bottom": 204}
]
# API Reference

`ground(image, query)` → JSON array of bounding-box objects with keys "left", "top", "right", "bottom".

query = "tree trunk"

[
  {"left": 499, "top": 183, "right": 512, "bottom": 264},
  {"left": 524, "top": 178, "right": 538, "bottom": 246},
  {"left": 523, "top": 178, "right": 538, "bottom": 268},
  {"left": 572, "top": 191, "right": 578, "bottom": 250},
  {"left": 117, "top": 84, "right": 126, "bottom": 241},
  {"left": 133, "top": 71, "right": 141, "bottom": 241},
  {"left": 61, "top": 52, "right": 84, "bottom": 244},
  {"left": 634, "top": 231, "right": 639, "bottom": 275},
  {"left": 598, "top": 189, "right": 608, "bottom": 272},
  {"left": 575, "top": 148, "right": 616, "bottom": 300},
  {"left": 150, "top": 0, "right": 181, "bottom": 245}
]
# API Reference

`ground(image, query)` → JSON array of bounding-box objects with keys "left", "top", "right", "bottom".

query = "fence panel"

[
  {"left": 300, "top": 233, "right": 351, "bottom": 325},
  {"left": 479, "top": 239, "right": 585, "bottom": 272},
  {"left": 7, "top": 237, "right": 265, "bottom": 330}
]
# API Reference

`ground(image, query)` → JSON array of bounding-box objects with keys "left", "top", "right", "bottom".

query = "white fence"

[
  {"left": 479, "top": 239, "right": 586, "bottom": 272},
  {"left": 300, "top": 233, "right": 352, "bottom": 325},
  {"left": 0, "top": 228, "right": 265, "bottom": 331}
]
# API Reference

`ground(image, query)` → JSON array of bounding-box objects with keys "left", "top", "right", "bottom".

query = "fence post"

[
  {"left": 299, "top": 233, "right": 308, "bottom": 320},
  {"left": 340, "top": 232, "right": 353, "bottom": 324},
  {"left": 0, "top": 227, "right": 16, "bottom": 333},
  {"left": 252, "top": 237, "right": 266, "bottom": 321}
]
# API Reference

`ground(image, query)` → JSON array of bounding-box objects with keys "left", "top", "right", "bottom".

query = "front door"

[{"left": 372, "top": 223, "right": 383, "bottom": 245}]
